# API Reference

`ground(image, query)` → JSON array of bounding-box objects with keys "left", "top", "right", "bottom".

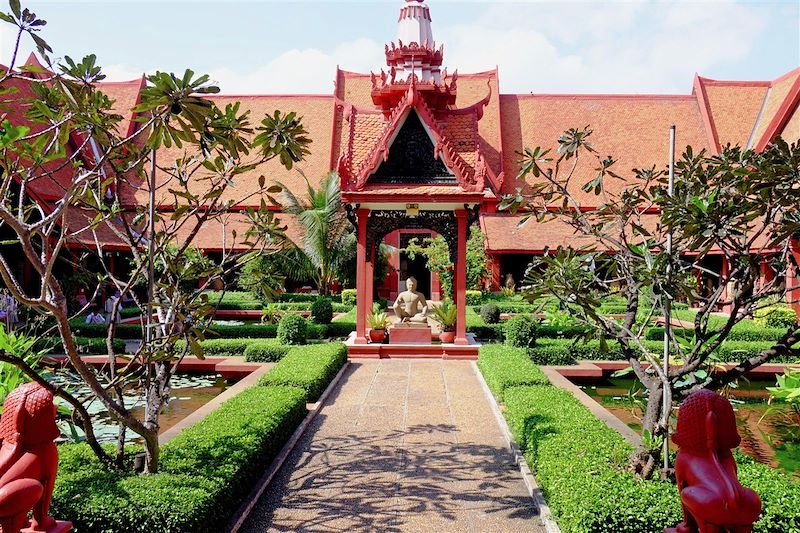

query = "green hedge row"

[
  {"left": 259, "top": 343, "right": 348, "bottom": 402},
  {"left": 476, "top": 345, "right": 549, "bottom": 402},
  {"left": 35, "top": 336, "right": 126, "bottom": 355},
  {"left": 52, "top": 385, "right": 308, "bottom": 533},
  {"left": 527, "top": 338, "right": 797, "bottom": 366},
  {"left": 503, "top": 385, "right": 800, "bottom": 532},
  {"left": 71, "top": 320, "right": 357, "bottom": 340},
  {"left": 645, "top": 325, "right": 788, "bottom": 343}
]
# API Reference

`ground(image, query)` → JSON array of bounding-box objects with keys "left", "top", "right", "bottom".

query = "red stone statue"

[
  {"left": 0, "top": 382, "right": 72, "bottom": 533},
  {"left": 667, "top": 389, "right": 761, "bottom": 533}
]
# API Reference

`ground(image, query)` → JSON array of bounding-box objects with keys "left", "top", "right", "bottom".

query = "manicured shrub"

[
  {"left": 310, "top": 297, "right": 333, "bottom": 324},
  {"left": 340, "top": 289, "right": 357, "bottom": 306},
  {"left": 69, "top": 321, "right": 143, "bottom": 339},
  {"left": 276, "top": 314, "right": 308, "bottom": 345},
  {"left": 477, "top": 344, "right": 549, "bottom": 401},
  {"left": 244, "top": 343, "right": 290, "bottom": 363},
  {"left": 259, "top": 343, "right": 347, "bottom": 401},
  {"left": 465, "top": 290, "right": 483, "bottom": 306},
  {"left": 278, "top": 293, "right": 318, "bottom": 303},
  {"left": 754, "top": 306, "right": 797, "bottom": 328},
  {"left": 501, "top": 385, "right": 800, "bottom": 533},
  {"left": 645, "top": 325, "right": 788, "bottom": 343},
  {"left": 504, "top": 315, "right": 538, "bottom": 348},
  {"left": 204, "top": 291, "right": 264, "bottom": 310},
  {"left": 52, "top": 385, "right": 307, "bottom": 533},
  {"left": 324, "top": 320, "right": 357, "bottom": 338},
  {"left": 479, "top": 303, "right": 501, "bottom": 324},
  {"left": 34, "top": 336, "right": 126, "bottom": 355}
]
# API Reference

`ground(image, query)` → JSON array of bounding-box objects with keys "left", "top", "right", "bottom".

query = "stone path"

[{"left": 240, "top": 360, "right": 545, "bottom": 533}]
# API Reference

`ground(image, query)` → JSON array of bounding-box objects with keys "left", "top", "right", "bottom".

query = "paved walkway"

[{"left": 240, "top": 360, "right": 545, "bottom": 533}]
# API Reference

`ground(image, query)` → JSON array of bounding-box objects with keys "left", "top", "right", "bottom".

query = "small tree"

[
  {"left": 0, "top": 1, "right": 310, "bottom": 473},
  {"left": 402, "top": 229, "right": 488, "bottom": 298},
  {"left": 501, "top": 128, "right": 800, "bottom": 478}
]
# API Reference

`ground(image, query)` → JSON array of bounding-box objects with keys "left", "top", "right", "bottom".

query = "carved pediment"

[{"left": 369, "top": 112, "right": 456, "bottom": 185}]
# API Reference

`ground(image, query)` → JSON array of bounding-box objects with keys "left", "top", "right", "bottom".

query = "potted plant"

[
  {"left": 366, "top": 303, "right": 389, "bottom": 343},
  {"left": 432, "top": 299, "right": 457, "bottom": 343}
]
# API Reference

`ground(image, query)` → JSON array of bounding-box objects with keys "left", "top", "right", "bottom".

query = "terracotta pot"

[
  {"left": 369, "top": 329, "right": 385, "bottom": 343},
  {"left": 439, "top": 330, "right": 455, "bottom": 344}
]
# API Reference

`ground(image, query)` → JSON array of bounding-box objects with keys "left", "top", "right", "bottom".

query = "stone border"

[
  {"left": 470, "top": 362, "right": 561, "bottom": 533},
  {"left": 540, "top": 366, "right": 640, "bottom": 447},
  {"left": 158, "top": 362, "right": 275, "bottom": 445},
  {"left": 225, "top": 361, "right": 351, "bottom": 533}
]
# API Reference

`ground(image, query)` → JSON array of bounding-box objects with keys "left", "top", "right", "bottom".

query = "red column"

[
  {"left": 455, "top": 210, "right": 468, "bottom": 345},
  {"left": 490, "top": 253, "right": 501, "bottom": 292},
  {"left": 720, "top": 256, "right": 732, "bottom": 314},
  {"left": 354, "top": 208, "right": 370, "bottom": 344},
  {"left": 366, "top": 245, "right": 375, "bottom": 317}
]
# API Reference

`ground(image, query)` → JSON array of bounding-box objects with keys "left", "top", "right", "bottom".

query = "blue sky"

[{"left": 1, "top": 0, "right": 798, "bottom": 95}]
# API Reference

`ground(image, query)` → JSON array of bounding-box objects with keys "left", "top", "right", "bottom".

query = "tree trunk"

[{"left": 631, "top": 383, "right": 665, "bottom": 480}]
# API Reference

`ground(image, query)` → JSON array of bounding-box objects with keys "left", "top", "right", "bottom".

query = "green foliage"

[
  {"left": 244, "top": 343, "right": 290, "bottom": 363},
  {"left": 273, "top": 172, "right": 351, "bottom": 295},
  {"left": 767, "top": 369, "right": 800, "bottom": 407},
  {"left": 204, "top": 291, "right": 263, "bottom": 310},
  {"left": 33, "top": 336, "right": 126, "bottom": 355},
  {"left": 236, "top": 254, "right": 285, "bottom": 303},
  {"left": 755, "top": 306, "right": 798, "bottom": 328},
  {"left": 431, "top": 299, "right": 457, "bottom": 331},
  {"left": 465, "top": 290, "right": 483, "bottom": 306},
  {"left": 366, "top": 303, "right": 389, "bottom": 330},
  {"left": 645, "top": 324, "right": 787, "bottom": 343},
  {"left": 340, "top": 289, "right": 357, "bottom": 306},
  {"left": 260, "top": 304, "right": 284, "bottom": 325},
  {"left": 500, "top": 384, "right": 800, "bottom": 532},
  {"left": 310, "top": 297, "right": 333, "bottom": 324},
  {"left": 277, "top": 293, "right": 318, "bottom": 303},
  {"left": 259, "top": 343, "right": 347, "bottom": 401},
  {"left": 476, "top": 344, "right": 549, "bottom": 401},
  {"left": 52, "top": 386, "right": 307, "bottom": 533},
  {"left": 276, "top": 313, "right": 308, "bottom": 345},
  {"left": 402, "top": 230, "right": 488, "bottom": 298},
  {"left": 504, "top": 315, "right": 538, "bottom": 348},
  {"left": 176, "top": 338, "right": 252, "bottom": 357},
  {"left": 129, "top": 244, "right": 215, "bottom": 293},
  {"left": 0, "top": 325, "right": 42, "bottom": 405},
  {"left": 479, "top": 303, "right": 500, "bottom": 324}
]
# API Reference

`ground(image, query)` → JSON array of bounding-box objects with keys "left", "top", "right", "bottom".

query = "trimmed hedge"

[
  {"left": 476, "top": 344, "right": 549, "bottom": 401},
  {"left": 278, "top": 293, "right": 319, "bottom": 303},
  {"left": 504, "top": 315, "right": 538, "bottom": 348},
  {"left": 259, "top": 343, "right": 348, "bottom": 402},
  {"left": 52, "top": 385, "right": 308, "bottom": 533},
  {"left": 479, "top": 303, "right": 501, "bottom": 324},
  {"left": 244, "top": 343, "right": 290, "bottom": 363},
  {"left": 34, "top": 336, "right": 126, "bottom": 355},
  {"left": 646, "top": 325, "right": 788, "bottom": 343},
  {"left": 204, "top": 291, "right": 264, "bottom": 310},
  {"left": 502, "top": 385, "right": 800, "bottom": 533},
  {"left": 465, "top": 290, "right": 483, "bottom": 306},
  {"left": 310, "top": 297, "right": 333, "bottom": 324},
  {"left": 277, "top": 314, "right": 308, "bottom": 345},
  {"left": 340, "top": 289, "right": 356, "bottom": 306}
]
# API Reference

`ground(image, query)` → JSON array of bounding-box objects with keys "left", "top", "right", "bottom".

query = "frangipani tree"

[
  {"left": 502, "top": 128, "right": 800, "bottom": 479},
  {"left": 0, "top": 0, "right": 310, "bottom": 473}
]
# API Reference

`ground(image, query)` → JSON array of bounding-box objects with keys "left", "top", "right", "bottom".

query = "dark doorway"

[{"left": 399, "top": 232, "right": 432, "bottom": 299}]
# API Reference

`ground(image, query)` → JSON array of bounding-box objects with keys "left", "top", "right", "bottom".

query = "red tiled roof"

[
  {"left": 122, "top": 95, "right": 335, "bottom": 208},
  {"left": 782, "top": 104, "right": 800, "bottom": 142},
  {"left": 696, "top": 77, "right": 770, "bottom": 150},
  {"left": 95, "top": 78, "right": 146, "bottom": 137},
  {"left": 499, "top": 94, "right": 711, "bottom": 204},
  {"left": 752, "top": 68, "right": 800, "bottom": 150}
]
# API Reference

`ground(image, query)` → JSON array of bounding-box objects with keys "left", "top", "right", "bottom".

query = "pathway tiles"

[{"left": 240, "top": 360, "right": 545, "bottom": 533}]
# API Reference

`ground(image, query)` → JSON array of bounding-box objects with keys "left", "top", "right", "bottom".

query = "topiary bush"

[
  {"left": 276, "top": 314, "right": 308, "bottom": 345},
  {"left": 479, "top": 303, "right": 501, "bottom": 324},
  {"left": 465, "top": 290, "right": 483, "bottom": 306},
  {"left": 340, "top": 289, "right": 356, "bottom": 306},
  {"left": 244, "top": 343, "right": 290, "bottom": 363},
  {"left": 310, "top": 297, "right": 333, "bottom": 324},
  {"left": 504, "top": 315, "right": 538, "bottom": 348}
]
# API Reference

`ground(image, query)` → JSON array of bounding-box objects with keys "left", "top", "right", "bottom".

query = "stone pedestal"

[{"left": 389, "top": 324, "right": 432, "bottom": 344}]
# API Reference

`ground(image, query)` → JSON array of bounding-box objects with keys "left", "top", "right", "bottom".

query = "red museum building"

[{"left": 6, "top": 0, "right": 800, "bottom": 349}]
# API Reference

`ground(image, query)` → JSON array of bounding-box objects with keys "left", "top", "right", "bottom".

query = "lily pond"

[
  {"left": 579, "top": 377, "right": 800, "bottom": 479},
  {"left": 50, "top": 370, "right": 228, "bottom": 443}
]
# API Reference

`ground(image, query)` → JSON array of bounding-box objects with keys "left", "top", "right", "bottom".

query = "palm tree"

[{"left": 275, "top": 171, "right": 352, "bottom": 296}]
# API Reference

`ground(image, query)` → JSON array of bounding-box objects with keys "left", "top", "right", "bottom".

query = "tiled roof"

[
  {"left": 752, "top": 69, "right": 800, "bottom": 150},
  {"left": 499, "top": 94, "right": 710, "bottom": 204},
  {"left": 696, "top": 77, "right": 770, "bottom": 150},
  {"left": 782, "top": 104, "right": 800, "bottom": 142},
  {"left": 95, "top": 78, "right": 146, "bottom": 137},
  {"left": 122, "top": 95, "right": 335, "bottom": 208}
]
